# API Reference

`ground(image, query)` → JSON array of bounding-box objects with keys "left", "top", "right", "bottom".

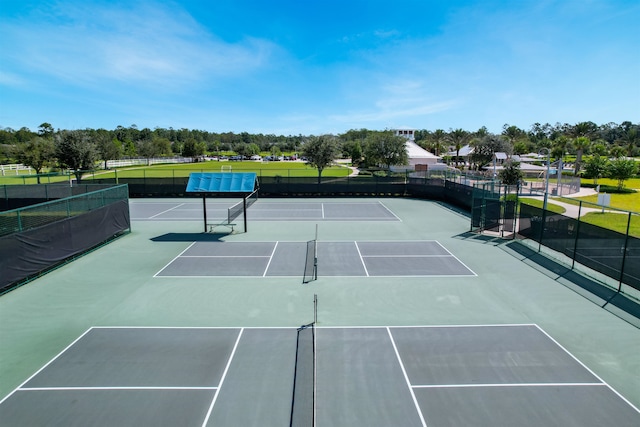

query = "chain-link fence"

[
  {"left": 518, "top": 199, "right": 639, "bottom": 292},
  {"left": 3, "top": 170, "right": 637, "bottom": 294}
]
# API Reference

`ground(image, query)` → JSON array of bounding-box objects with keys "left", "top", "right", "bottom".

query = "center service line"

[
  {"left": 201, "top": 328, "right": 244, "bottom": 427},
  {"left": 353, "top": 241, "right": 370, "bottom": 277},
  {"left": 386, "top": 327, "right": 427, "bottom": 427}
]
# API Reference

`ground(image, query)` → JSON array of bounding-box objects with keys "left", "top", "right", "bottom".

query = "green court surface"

[{"left": 0, "top": 197, "right": 638, "bottom": 426}]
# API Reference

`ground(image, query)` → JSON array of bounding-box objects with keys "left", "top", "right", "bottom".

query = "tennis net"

[
  {"left": 227, "top": 199, "right": 244, "bottom": 224},
  {"left": 303, "top": 239, "right": 317, "bottom": 283},
  {"left": 290, "top": 321, "right": 315, "bottom": 427},
  {"left": 227, "top": 190, "right": 259, "bottom": 225},
  {"left": 246, "top": 189, "right": 259, "bottom": 208}
]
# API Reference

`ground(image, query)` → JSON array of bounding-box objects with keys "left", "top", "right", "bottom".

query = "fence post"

[
  {"left": 538, "top": 193, "right": 548, "bottom": 252},
  {"left": 571, "top": 201, "right": 583, "bottom": 269},
  {"left": 469, "top": 184, "right": 476, "bottom": 232},
  {"left": 618, "top": 212, "right": 632, "bottom": 292}
]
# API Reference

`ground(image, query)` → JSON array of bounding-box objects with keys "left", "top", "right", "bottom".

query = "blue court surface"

[{"left": 0, "top": 325, "right": 637, "bottom": 427}]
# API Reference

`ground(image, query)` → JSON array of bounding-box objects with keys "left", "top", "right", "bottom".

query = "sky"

[{"left": 1, "top": 0, "right": 639, "bottom": 136}]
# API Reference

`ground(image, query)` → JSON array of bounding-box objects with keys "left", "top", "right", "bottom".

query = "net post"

[
  {"left": 243, "top": 195, "right": 248, "bottom": 233},
  {"left": 314, "top": 224, "right": 318, "bottom": 280},
  {"left": 312, "top": 294, "right": 317, "bottom": 427},
  {"left": 313, "top": 294, "right": 317, "bottom": 325},
  {"left": 314, "top": 247, "right": 318, "bottom": 281},
  {"left": 202, "top": 194, "right": 208, "bottom": 233}
]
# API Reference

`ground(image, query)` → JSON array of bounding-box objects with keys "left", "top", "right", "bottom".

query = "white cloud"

[
  {"left": 0, "top": 71, "right": 27, "bottom": 87},
  {"left": 327, "top": 75, "right": 459, "bottom": 127},
  {"left": 0, "top": 1, "right": 277, "bottom": 90},
  {"left": 329, "top": 100, "right": 458, "bottom": 124}
]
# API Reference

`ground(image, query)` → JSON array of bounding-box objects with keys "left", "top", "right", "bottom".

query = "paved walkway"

[{"left": 524, "top": 188, "right": 615, "bottom": 218}]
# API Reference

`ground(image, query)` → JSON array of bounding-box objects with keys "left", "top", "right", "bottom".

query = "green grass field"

[
  {"left": 519, "top": 198, "right": 567, "bottom": 214},
  {"left": 85, "top": 160, "right": 352, "bottom": 179},
  {"left": 580, "top": 211, "right": 640, "bottom": 237},
  {"left": 581, "top": 177, "right": 640, "bottom": 190},
  {"left": 0, "top": 161, "right": 352, "bottom": 184},
  {"left": 0, "top": 173, "right": 71, "bottom": 185}
]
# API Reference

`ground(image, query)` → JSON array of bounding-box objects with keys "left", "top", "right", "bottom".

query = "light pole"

[{"left": 539, "top": 148, "right": 550, "bottom": 211}]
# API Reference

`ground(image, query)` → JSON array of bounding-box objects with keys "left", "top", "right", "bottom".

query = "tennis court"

[
  {"left": 0, "top": 325, "right": 637, "bottom": 426},
  {"left": 154, "top": 240, "right": 475, "bottom": 278},
  {"left": 1, "top": 197, "right": 639, "bottom": 426},
  {"left": 130, "top": 199, "right": 400, "bottom": 222}
]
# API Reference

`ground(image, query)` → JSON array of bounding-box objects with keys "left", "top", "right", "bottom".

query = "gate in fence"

[{"left": 470, "top": 182, "right": 518, "bottom": 237}]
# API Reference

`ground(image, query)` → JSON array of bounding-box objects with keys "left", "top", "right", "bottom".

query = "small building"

[
  {"left": 392, "top": 128, "right": 416, "bottom": 141},
  {"left": 493, "top": 152, "right": 508, "bottom": 165},
  {"left": 391, "top": 141, "right": 441, "bottom": 172},
  {"left": 445, "top": 144, "right": 475, "bottom": 166}
]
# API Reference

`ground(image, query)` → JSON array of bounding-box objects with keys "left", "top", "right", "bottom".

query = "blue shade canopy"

[{"left": 186, "top": 172, "right": 257, "bottom": 193}]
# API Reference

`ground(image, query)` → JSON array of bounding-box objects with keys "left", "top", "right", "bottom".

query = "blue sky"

[{"left": 1, "top": 0, "right": 638, "bottom": 135}]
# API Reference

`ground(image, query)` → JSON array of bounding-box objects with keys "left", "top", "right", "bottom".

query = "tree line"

[{"left": 0, "top": 121, "right": 637, "bottom": 185}]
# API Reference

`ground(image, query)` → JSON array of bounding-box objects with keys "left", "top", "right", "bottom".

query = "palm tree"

[
  {"left": 429, "top": 129, "right": 447, "bottom": 156},
  {"left": 572, "top": 136, "right": 591, "bottom": 175},
  {"left": 501, "top": 124, "right": 525, "bottom": 147},
  {"left": 571, "top": 121, "right": 597, "bottom": 140},
  {"left": 447, "top": 129, "right": 470, "bottom": 167},
  {"left": 619, "top": 128, "right": 639, "bottom": 157},
  {"left": 552, "top": 135, "right": 569, "bottom": 164}
]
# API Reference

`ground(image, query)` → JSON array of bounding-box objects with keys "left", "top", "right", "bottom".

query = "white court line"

[
  {"left": 386, "top": 327, "right": 427, "bottom": 427},
  {"left": 353, "top": 241, "right": 370, "bottom": 277},
  {"left": 199, "top": 217, "right": 399, "bottom": 221},
  {"left": 132, "top": 217, "right": 204, "bottom": 221},
  {"left": 91, "top": 326, "right": 299, "bottom": 330},
  {"left": 343, "top": 239, "right": 441, "bottom": 243},
  {"left": 129, "top": 199, "right": 206, "bottom": 205},
  {"left": 153, "top": 273, "right": 476, "bottom": 279},
  {"left": 0, "top": 328, "right": 95, "bottom": 406},
  {"left": 321, "top": 203, "right": 325, "bottom": 219},
  {"left": 263, "top": 242, "right": 279, "bottom": 277},
  {"left": 201, "top": 328, "right": 244, "bottom": 427},
  {"left": 180, "top": 255, "right": 272, "bottom": 258},
  {"left": 150, "top": 203, "right": 186, "bottom": 219},
  {"left": 153, "top": 242, "right": 197, "bottom": 277},
  {"left": 433, "top": 241, "right": 477, "bottom": 276},
  {"left": 378, "top": 200, "right": 403, "bottom": 221},
  {"left": 534, "top": 325, "right": 640, "bottom": 414},
  {"left": 153, "top": 275, "right": 295, "bottom": 279},
  {"left": 412, "top": 382, "right": 605, "bottom": 389},
  {"left": 19, "top": 386, "right": 218, "bottom": 391},
  {"left": 368, "top": 274, "right": 475, "bottom": 278},
  {"left": 250, "top": 208, "right": 320, "bottom": 212},
  {"left": 361, "top": 255, "right": 456, "bottom": 260},
  {"left": 316, "top": 323, "right": 537, "bottom": 329}
]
